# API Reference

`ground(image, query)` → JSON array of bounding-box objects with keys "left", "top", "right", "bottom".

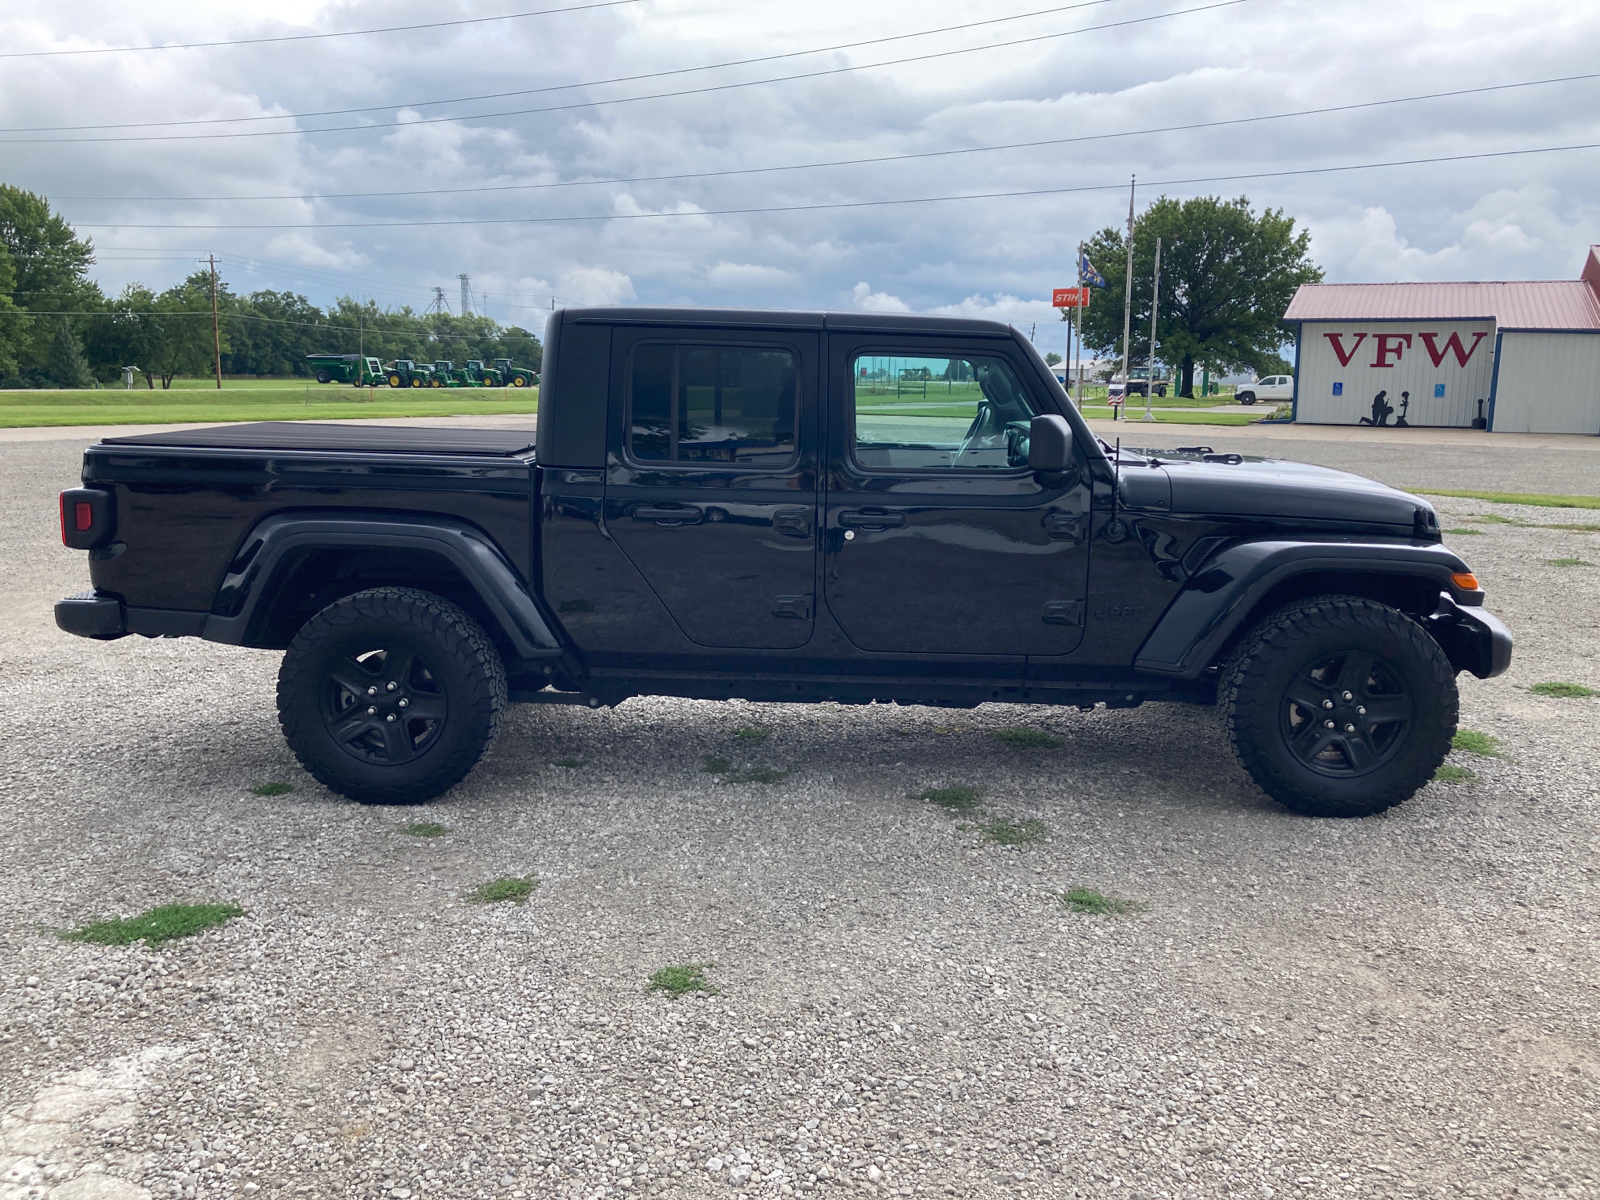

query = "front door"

[
  {"left": 604, "top": 326, "right": 820, "bottom": 649},
  {"left": 823, "top": 337, "right": 1091, "bottom": 656}
]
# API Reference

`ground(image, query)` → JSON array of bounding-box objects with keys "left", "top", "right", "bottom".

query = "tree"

[
  {"left": 1044, "top": 351, "right": 1062, "bottom": 366},
  {"left": 1078, "top": 195, "right": 1322, "bottom": 397},
  {"left": 0, "top": 240, "right": 31, "bottom": 379},
  {"left": 0, "top": 185, "right": 103, "bottom": 375},
  {"left": 44, "top": 317, "right": 93, "bottom": 387}
]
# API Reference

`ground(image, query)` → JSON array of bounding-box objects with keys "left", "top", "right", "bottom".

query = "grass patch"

[
  {"left": 1060, "top": 887, "right": 1142, "bottom": 916},
  {"left": 974, "top": 816, "right": 1047, "bottom": 846},
  {"left": 250, "top": 781, "right": 293, "bottom": 796},
  {"left": 733, "top": 726, "right": 769, "bottom": 744},
  {"left": 62, "top": 902, "right": 243, "bottom": 948},
  {"left": 646, "top": 964, "right": 718, "bottom": 998},
  {"left": 1079, "top": 407, "right": 1260, "bottom": 426},
  {"left": 403, "top": 822, "right": 447, "bottom": 837},
  {"left": 1460, "top": 513, "right": 1600, "bottom": 532},
  {"left": 1433, "top": 764, "right": 1478, "bottom": 785},
  {"left": 915, "top": 784, "right": 985, "bottom": 813},
  {"left": 465, "top": 876, "right": 537, "bottom": 905},
  {"left": 991, "top": 726, "right": 1063, "bottom": 750},
  {"left": 552, "top": 758, "right": 582, "bottom": 769},
  {"left": 1414, "top": 488, "right": 1600, "bottom": 510},
  {"left": 721, "top": 765, "right": 789, "bottom": 784},
  {"left": 1443, "top": 528, "right": 1482, "bottom": 536},
  {"left": 1452, "top": 729, "right": 1506, "bottom": 759},
  {"left": 1526, "top": 681, "right": 1597, "bottom": 698},
  {"left": 702, "top": 755, "right": 732, "bottom": 775},
  {"left": 0, "top": 383, "right": 537, "bottom": 428},
  {"left": 1545, "top": 558, "right": 1595, "bottom": 567}
]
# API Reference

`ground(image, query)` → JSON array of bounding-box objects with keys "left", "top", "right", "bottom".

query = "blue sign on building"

[
  {"left": 1332, "top": 382, "right": 1343, "bottom": 395},
  {"left": 1434, "top": 383, "right": 1446, "bottom": 397}
]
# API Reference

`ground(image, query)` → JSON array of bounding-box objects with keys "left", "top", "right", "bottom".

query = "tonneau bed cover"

[{"left": 100, "top": 421, "right": 537, "bottom": 457}]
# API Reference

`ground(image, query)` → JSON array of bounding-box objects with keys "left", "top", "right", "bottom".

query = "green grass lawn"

[
  {"left": 0, "top": 379, "right": 538, "bottom": 427},
  {"left": 1079, "top": 407, "right": 1261, "bottom": 426}
]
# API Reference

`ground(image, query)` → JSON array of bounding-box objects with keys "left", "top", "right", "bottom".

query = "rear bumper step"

[{"left": 55, "top": 591, "right": 126, "bottom": 640}]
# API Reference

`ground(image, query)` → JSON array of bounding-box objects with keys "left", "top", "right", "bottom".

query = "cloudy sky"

[{"left": 3, "top": 0, "right": 1597, "bottom": 344}]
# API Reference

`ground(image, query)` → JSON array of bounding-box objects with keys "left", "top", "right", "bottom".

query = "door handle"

[
  {"left": 633, "top": 504, "right": 703, "bottom": 525},
  {"left": 838, "top": 509, "right": 907, "bottom": 529}
]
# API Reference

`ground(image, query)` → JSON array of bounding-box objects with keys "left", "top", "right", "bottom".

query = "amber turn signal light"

[{"left": 1451, "top": 571, "right": 1481, "bottom": 591}]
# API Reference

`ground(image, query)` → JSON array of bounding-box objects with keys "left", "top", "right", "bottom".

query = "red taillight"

[
  {"left": 60, "top": 493, "right": 68, "bottom": 545},
  {"left": 75, "top": 501, "right": 94, "bottom": 532}
]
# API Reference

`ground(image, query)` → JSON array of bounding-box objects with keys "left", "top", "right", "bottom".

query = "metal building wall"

[
  {"left": 1490, "top": 331, "right": 1600, "bottom": 434},
  {"left": 1295, "top": 320, "right": 1495, "bottom": 427}
]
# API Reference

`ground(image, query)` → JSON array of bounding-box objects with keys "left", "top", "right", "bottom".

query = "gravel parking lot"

[{"left": 1, "top": 429, "right": 1597, "bottom": 1200}]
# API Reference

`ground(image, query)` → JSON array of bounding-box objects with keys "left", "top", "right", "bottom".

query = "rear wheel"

[
  {"left": 314, "top": 369, "right": 332, "bottom": 384},
  {"left": 388, "top": 374, "right": 402, "bottom": 388},
  {"left": 511, "top": 374, "right": 528, "bottom": 387},
  {"left": 277, "top": 588, "right": 506, "bottom": 805},
  {"left": 1221, "top": 595, "right": 1457, "bottom": 817}
]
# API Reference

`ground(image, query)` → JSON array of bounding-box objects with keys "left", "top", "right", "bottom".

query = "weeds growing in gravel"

[
  {"left": 1546, "top": 558, "right": 1595, "bottom": 568},
  {"left": 62, "top": 902, "right": 243, "bottom": 948},
  {"left": 403, "top": 822, "right": 447, "bottom": 837},
  {"left": 733, "top": 726, "right": 769, "bottom": 744},
  {"left": 251, "top": 782, "right": 293, "bottom": 796},
  {"left": 646, "top": 964, "right": 717, "bottom": 998},
  {"left": 1443, "top": 528, "right": 1482, "bottom": 536},
  {"left": 973, "top": 816, "right": 1047, "bottom": 846},
  {"left": 1527, "top": 681, "right": 1597, "bottom": 698},
  {"left": 1433, "top": 765, "right": 1478, "bottom": 785},
  {"left": 1453, "top": 729, "right": 1507, "bottom": 758},
  {"left": 1416, "top": 488, "right": 1600, "bottom": 510},
  {"left": 1460, "top": 513, "right": 1600, "bottom": 532},
  {"left": 1061, "top": 887, "right": 1142, "bottom": 916},
  {"left": 552, "top": 758, "right": 582, "bottom": 769},
  {"left": 916, "top": 785, "right": 985, "bottom": 813},
  {"left": 702, "top": 755, "right": 731, "bottom": 774},
  {"left": 466, "top": 877, "right": 537, "bottom": 905},
  {"left": 991, "top": 727, "right": 1063, "bottom": 750}
]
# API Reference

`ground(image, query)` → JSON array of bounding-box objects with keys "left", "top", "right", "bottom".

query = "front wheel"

[
  {"left": 1237, "top": 391, "right": 1256, "bottom": 405},
  {"left": 1222, "top": 595, "right": 1457, "bottom": 817},
  {"left": 277, "top": 588, "right": 507, "bottom": 804}
]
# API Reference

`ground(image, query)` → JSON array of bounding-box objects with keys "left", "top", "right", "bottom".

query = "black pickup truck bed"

[{"left": 102, "top": 421, "right": 538, "bottom": 456}]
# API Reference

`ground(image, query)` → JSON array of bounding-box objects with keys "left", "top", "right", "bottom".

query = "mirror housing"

[{"left": 1028, "top": 414, "right": 1074, "bottom": 472}]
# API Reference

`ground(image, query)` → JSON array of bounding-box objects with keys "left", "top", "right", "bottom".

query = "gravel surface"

[{"left": 1, "top": 435, "right": 1597, "bottom": 1200}]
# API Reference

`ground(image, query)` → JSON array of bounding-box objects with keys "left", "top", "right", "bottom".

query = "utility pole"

[
  {"left": 1118, "top": 176, "right": 1135, "bottom": 423},
  {"left": 1074, "top": 241, "right": 1085, "bottom": 411},
  {"left": 208, "top": 254, "right": 222, "bottom": 390},
  {"left": 459, "top": 274, "right": 472, "bottom": 318},
  {"left": 1143, "top": 237, "right": 1162, "bottom": 423}
]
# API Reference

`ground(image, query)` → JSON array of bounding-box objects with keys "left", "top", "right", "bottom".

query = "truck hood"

[{"left": 1121, "top": 448, "right": 1436, "bottom": 529}]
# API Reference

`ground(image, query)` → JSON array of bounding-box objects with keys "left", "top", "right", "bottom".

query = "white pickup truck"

[{"left": 1235, "top": 374, "right": 1294, "bottom": 406}]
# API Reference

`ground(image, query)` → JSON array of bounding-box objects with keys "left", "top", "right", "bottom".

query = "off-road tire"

[
  {"left": 1221, "top": 595, "right": 1457, "bottom": 817},
  {"left": 277, "top": 587, "right": 507, "bottom": 805}
]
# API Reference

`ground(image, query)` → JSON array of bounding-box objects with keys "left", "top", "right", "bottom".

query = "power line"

[
  {"left": 0, "top": 0, "right": 641, "bottom": 59},
  {"left": 43, "top": 71, "right": 1600, "bottom": 204},
  {"left": 0, "top": 0, "right": 1126, "bottom": 133},
  {"left": 2, "top": 0, "right": 1254, "bottom": 144},
  {"left": 65, "top": 141, "right": 1600, "bottom": 231}
]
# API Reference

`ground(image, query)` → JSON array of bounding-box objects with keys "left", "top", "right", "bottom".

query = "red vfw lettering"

[
  {"left": 1324, "top": 332, "right": 1367, "bottom": 366},
  {"left": 1369, "top": 334, "right": 1412, "bottom": 368},
  {"left": 1419, "top": 331, "right": 1488, "bottom": 367}
]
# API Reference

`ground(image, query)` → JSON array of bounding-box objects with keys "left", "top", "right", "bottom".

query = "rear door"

[
  {"left": 603, "top": 325, "right": 820, "bottom": 649},
  {"left": 822, "top": 336, "right": 1091, "bottom": 657}
]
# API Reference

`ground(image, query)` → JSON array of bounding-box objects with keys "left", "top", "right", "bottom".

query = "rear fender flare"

[
  {"left": 202, "top": 512, "right": 566, "bottom": 662},
  {"left": 1133, "top": 539, "right": 1478, "bottom": 678}
]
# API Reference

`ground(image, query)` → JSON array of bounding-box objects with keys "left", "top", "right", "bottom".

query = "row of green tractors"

[{"left": 306, "top": 355, "right": 538, "bottom": 389}]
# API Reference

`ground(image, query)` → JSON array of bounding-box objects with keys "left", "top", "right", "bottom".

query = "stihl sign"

[
  {"left": 1052, "top": 288, "right": 1089, "bottom": 308},
  {"left": 1323, "top": 331, "right": 1489, "bottom": 369}
]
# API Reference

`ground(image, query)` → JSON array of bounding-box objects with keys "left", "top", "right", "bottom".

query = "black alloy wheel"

[
  {"left": 278, "top": 588, "right": 506, "bottom": 804},
  {"left": 1222, "top": 595, "right": 1456, "bottom": 817}
]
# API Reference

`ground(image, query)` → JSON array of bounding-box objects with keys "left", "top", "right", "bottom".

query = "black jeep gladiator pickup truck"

[{"left": 55, "top": 307, "right": 1510, "bottom": 817}]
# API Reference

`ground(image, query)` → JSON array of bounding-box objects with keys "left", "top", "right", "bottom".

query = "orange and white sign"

[{"left": 1052, "top": 288, "right": 1089, "bottom": 308}]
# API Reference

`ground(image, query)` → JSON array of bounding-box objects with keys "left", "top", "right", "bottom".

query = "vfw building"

[{"left": 1283, "top": 245, "right": 1600, "bottom": 433}]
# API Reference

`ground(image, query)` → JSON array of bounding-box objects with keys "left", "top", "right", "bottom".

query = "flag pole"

[
  {"left": 1143, "top": 236, "right": 1161, "bottom": 423},
  {"left": 1118, "top": 175, "right": 1136, "bottom": 423},
  {"left": 1074, "top": 242, "right": 1084, "bottom": 412}
]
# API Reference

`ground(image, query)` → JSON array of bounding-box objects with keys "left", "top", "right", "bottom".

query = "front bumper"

[
  {"left": 1424, "top": 592, "right": 1513, "bottom": 679},
  {"left": 55, "top": 590, "right": 127, "bottom": 640}
]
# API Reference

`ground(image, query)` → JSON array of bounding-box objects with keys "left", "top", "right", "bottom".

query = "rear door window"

[{"left": 629, "top": 343, "right": 798, "bottom": 468}]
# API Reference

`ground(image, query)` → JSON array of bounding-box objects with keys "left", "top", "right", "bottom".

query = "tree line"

[{"left": 0, "top": 185, "right": 542, "bottom": 389}]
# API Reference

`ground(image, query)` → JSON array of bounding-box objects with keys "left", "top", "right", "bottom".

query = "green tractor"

[
  {"left": 307, "top": 354, "right": 386, "bottom": 386},
  {"left": 493, "top": 358, "right": 538, "bottom": 388},
  {"left": 426, "top": 360, "right": 473, "bottom": 387},
  {"left": 464, "top": 359, "right": 502, "bottom": 387},
  {"left": 382, "top": 359, "right": 432, "bottom": 388}
]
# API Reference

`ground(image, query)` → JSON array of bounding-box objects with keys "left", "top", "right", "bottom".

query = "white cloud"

[
  {"left": 706, "top": 261, "right": 791, "bottom": 287},
  {"left": 557, "top": 266, "right": 636, "bottom": 306},
  {"left": 850, "top": 282, "right": 909, "bottom": 312}
]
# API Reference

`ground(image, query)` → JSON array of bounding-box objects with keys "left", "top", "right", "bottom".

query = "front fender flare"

[
  {"left": 1133, "top": 539, "right": 1477, "bottom": 679},
  {"left": 201, "top": 512, "right": 565, "bottom": 661}
]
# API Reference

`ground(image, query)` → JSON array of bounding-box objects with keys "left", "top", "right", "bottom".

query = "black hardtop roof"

[
  {"left": 561, "top": 305, "right": 1015, "bottom": 337},
  {"left": 100, "top": 421, "right": 536, "bottom": 457}
]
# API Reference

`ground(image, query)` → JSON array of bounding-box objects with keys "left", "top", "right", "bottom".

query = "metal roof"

[{"left": 1285, "top": 248, "right": 1600, "bottom": 330}]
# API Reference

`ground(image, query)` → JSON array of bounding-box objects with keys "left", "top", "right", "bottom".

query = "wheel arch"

[
  {"left": 1134, "top": 540, "right": 1478, "bottom": 680},
  {"left": 202, "top": 512, "right": 568, "bottom": 664}
]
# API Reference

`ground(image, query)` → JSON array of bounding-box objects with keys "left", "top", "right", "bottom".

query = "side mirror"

[{"left": 1028, "top": 414, "right": 1074, "bottom": 472}]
